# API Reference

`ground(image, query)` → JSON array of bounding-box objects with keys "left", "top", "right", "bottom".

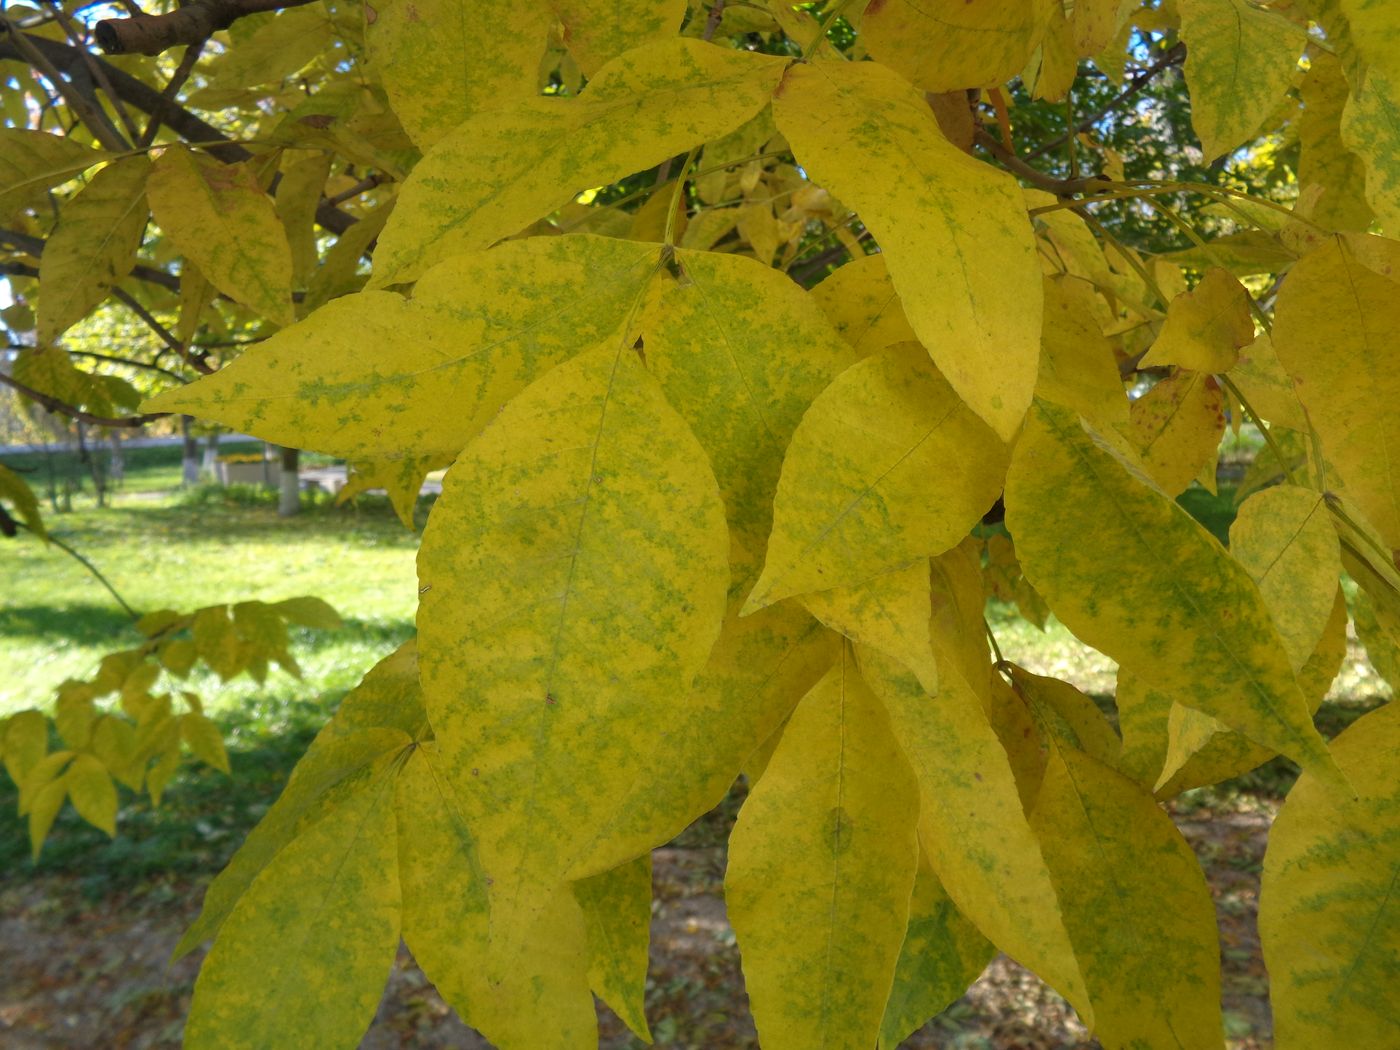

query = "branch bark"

[
  {"left": 94, "top": 0, "right": 318, "bottom": 56},
  {"left": 0, "top": 370, "right": 167, "bottom": 428}
]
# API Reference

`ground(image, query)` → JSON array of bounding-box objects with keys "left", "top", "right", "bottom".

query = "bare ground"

[{"left": 0, "top": 804, "right": 1275, "bottom": 1049}]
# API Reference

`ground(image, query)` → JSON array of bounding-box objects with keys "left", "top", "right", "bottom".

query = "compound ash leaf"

[
  {"left": 371, "top": 39, "right": 786, "bottom": 285},
  {"left": 772, "top": 58, "right": 1043, "bottom": 440},
  {"left": 184, "top": 754, "right": 402, "bottom": 1050},
  {"left": 416, "top": 335, "right": 730, "bottom": 891},
  {"left": 744, "top": 342, "right": 1007, "bottom": 614},
  {"left": 858, "top": 647, "right": 1094, "bottom": 1027},
  {"left": 861, "top": 0, "right": 1051, "bottom": 93},
  {"left": 36, "top": 155, "right": 149, "bottom": 344},
  {"left": 146, "top": 146, "right": 295, "bottom": 326},
  {"left": 1261, "top": 700, "right": 1400, "bottom": 1048},
  {"left": 1030, "top": 743, "right": 1225, "bottom": 1050},
  {"left": 144, "top": 235, "right": 662, "bottom": 478},
  {"left": 1004, "top": 399, "right": 1347, "bottom": 795},
  {"left": 1273, "top": 236, "right": 1400, "bottom": 549},
  {"left": 1177, "top": 0, "right": 1306, "bottom": 161},
  {"left": 575, "top": 853, "right": 653, "bottom": 1042},
  {"left": 726, "top": 650, "right": 920, "bottom": 1050}
]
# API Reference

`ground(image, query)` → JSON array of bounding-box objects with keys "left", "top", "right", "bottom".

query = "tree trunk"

[
  {"left": 201, "top": 428, "right": 221, "bottom": 479},
  {"left": 278, "top": 446, "right": 300, "bottom": 517},
  {"left": 108, "top": 430, "right": 124, "bottom": 487},
  {"left": 181, "top": 415, "right": 199, "bottom": 487}
]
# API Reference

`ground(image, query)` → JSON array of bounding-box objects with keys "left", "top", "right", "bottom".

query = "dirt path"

[{"left": 0, "top": 805, "right": 1275, "bottom": 1049}]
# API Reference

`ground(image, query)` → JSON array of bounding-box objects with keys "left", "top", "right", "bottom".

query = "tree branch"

[
  {"left": 975, "top": 130, "right": 1113, "bottom": 196},
  {"left": 94, "top": 0, "right": 318, "bottom": 56},
  {"left": 0, "top": 229, "right": 181, "bottom": 293},
  {"left": 0, "top": 370, "right": 167, "bottom": 428}
]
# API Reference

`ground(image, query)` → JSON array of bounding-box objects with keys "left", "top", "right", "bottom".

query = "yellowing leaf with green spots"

[
  {"left": 1139, "top": 267, "right": 1255, "bottom": 374},
  {"left": 1117, "top": 370, "right": 1226, "bottom": 497},
  {"left": 801, "top": 560, "right": 939, "bottom": 694},
  {"left": 184, "top": 753, "right": 402, "bottom": 1050},
  {"left": 861, "top": 0, "right": 1051, "bottom": 92},
  {"left": 1005, "top": 399, "right": 1347, "bottom": 794},
  {"left": 417, "top": 335, "right": 730, "bottom": 890},
  {"left": 372, "top": 39, "right": 786, "bottom": 285},
  {"left": 1177, "top": 0, "right": 1306, "bottom": 160},
  {"left": 1038, "top": 274, "right": 1128, "bottom": 429},
  {"left": 368, "top": 0, "right": 552, "bottom": 150},
  {"left": 858, "top": 646, "right": 1094, "bottom": 1025},
  {"left": 1008, "top": 665, "right": 1121, "bottom": 768},
  {"left": 575, "top": 854, "right": 652, "bottom": 1042},
  {"left": 810, "top": 253, "right": 916, "bottom": 358},
  {"left": 0, "top": 129, "right": 107, "bottom": 220},
  {"left": 745, "top": 342, "right": 1007, "bottom": 613},
  {"left": 1337, "top": 0, "right": 1400, "bottom": 230},
  {"left": 1274, "top": 236, "right": 1400, "bottom": 549},
  {"left": 727, "top": 651, "right": 920, "bottom": 1050},
  {"left": 878, "top": 856, "right": 994, "bottom": 1050},
  {"left": 1030, "top": 742, "right": 1225, "bottom": 1050},
  {"left": 1261, "top": 700, "right": 1400, "bottom": 1048},
  {"left": 146, "top": 147, "right": 295, "bottom": 326},
  {"left": 37, "top": 155, "right": 149, "bottom": 344},
  {"left": 145, "top": 236, "right": 662, "bottom": 479},
  {"left": 1298, "top": 52, "right": 1374, "bottom": 231},
  {"left": 772, "top": 59, "right": 1043, "bottom": 440},
  {"left": 555, "top": 0, "right": 687, "bottom": 75},
  {"left": 642, "top": 246, "right": 855, "bottom": 577},
  {"left": 1230, "top": 331, "right": 1308, "bottom": 430}
]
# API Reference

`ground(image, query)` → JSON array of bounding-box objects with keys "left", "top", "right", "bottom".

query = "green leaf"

[
  {"left": 1261, "top": 700, "right": 1400, "bottom": 1047},
  {"left": 727, "top": 650, "right": 920, "bottom": 1050},
  {"left": 745, "top": 342, "right": 1006, "bottom": 613},
  {"left": 1005, "top": 399, "right": 1347, "bottom": 794},
  {"left": 145, "top": 236, "right": 663, "bottom": 478},
  {"left": 146, "top": 146, "right": 295, "bottom": 326},
  {"left": 772, "top": 58, "right": 1043, "bottom": 440},
  {"left": 1273, "top": 236, "right": 1400, "bottom": 549},
  {"left": 37, "top": 155, "right": 150, "bottom": 344},
  {"left": 0, "top": 128, "right": 107, "bottom": 221},
  {"left": 858, "top": 646, "right": 1094, "bottom": 1025},
  {"left": 1030, "top": 742, "right": 1225, "bottom": 1049},
  {"left": 877, "top": 857, "right": 994, "bottom": 1050},
  {"left": 1177, "top": 0, "right": 1306, "bottom": 160},
  {"left": 371, "top": 39, "right": 786, "bottom": 285},
  {"left": 574, "top": 854, "right": 653, "bottom": 1041},
  {"left": 184, "top": 757, "right": 402, "bottom": 1050},
  {"left": 417, "top": 335, "right": 730, "bottom": 886}
]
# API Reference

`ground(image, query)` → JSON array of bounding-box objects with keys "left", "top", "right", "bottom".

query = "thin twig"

[
  {"left": 15, "top": 521, "right": 141, "bottom": 620},
  {"left": 138, "top": 40, "right": 203, "bottom": 147},
  {"left": 0, "top": 16, "right": 129, "bottom": 151},
  {"left": 975, "top": 130, "right": 1112, "bottom": 196},
  {"left": 0, "top": 370, "right": 166, "bottom": 428},
  {"left": 45, "top": 1, "right": 140, "bottom": 142}
]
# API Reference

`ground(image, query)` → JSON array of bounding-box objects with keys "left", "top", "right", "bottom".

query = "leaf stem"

[
  {"left": 663, "top": 145, "right": 701, "bottom": 247},
  {"left": 16, "top": 521, "right": 141, "bottom": 621}
]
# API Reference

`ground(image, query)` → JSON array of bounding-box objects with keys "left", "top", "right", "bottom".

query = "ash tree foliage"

[{"left": 3, "top": 0, "right": 1400, "bottom": 1046}]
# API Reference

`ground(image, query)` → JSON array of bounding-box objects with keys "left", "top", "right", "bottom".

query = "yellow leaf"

[
  {"left": 878, "top": 855, "right": 994, "bottom": 1050},
  {"left": 417, "top": 335, "right": 730, "bottom": 888},
  {"left": 727, "top": 650, "right": 921, "bottom": 1050},
  {"left": 858, "top": 646, "right": 1094, "bottom": 1025},
  {"left": 0, "top": 128, "right": 107, "bottom": 221},
  {"left": 1118, "top": 371, "right": 1226, "bottom": 497},
  {"left": 1030, "top": 743, "right": 1225, "bottom": 1049},
  {"left": 1071, "top": 0, "right": 1126, "bottom": 56},
  {"left": 0, "top": 464, "right": 45, "bottom": 540},
  {"left": 1178, "top": 0, "right": 1306, "bottom": 160},
  {"left": 28, "top": 775, "right": 69, "bottom": 860},
  {"left": 810, "top": 253, "right": 917, "bottom": 358},
  {"left": 1336, "top": 0, "right": 1400, "bottom": 230},
  {"left": 145, "top": 235, "right": 662, "bottom": 476},
  {"left": 1229, "top": 331, "right": 1308, "bottom": 430},
  {"left": 862, "top": 0, "right": 1052, "bottom": 92},
  {"left": 1139, "top": 267, "right": 1256, "bottom": 373},
  {"left": 395, "top": 742, "right": 596, "bottom": 1049},
  {"left": 181, "top": 711, "right": 231, "bottom": 774},
  {"left": 644, "top": 246, "right": 855, "bottom": 579},
  {"left": 744, "top": 342, "right": 1007, "bottom": 613},
  {"left": 369, "top": 0, "right": 551, "bottom": 150},
  {"left": 185, "top": 756, "right": 402, "bottom": 1050},
  {"left": 274, "top": 150, "right": 331, "bottom": 289},
  {"left": 1261, "top": 701, "right": 1400, "bottom": 1047},
  {"left": 575, "top": 854, "right": 653, "bottom": 1041},
  {"left": 801, "top": 560, "right": 939, "bottom": 694},
  {"left": 37, "top": 156, "right": 150, "bottom": 344},
  {"left": 1008, "top": 665, "right": 1121, "bottom": 769},
  {"left": 1005, "top": 399, "right": 1347, "bottom": 794},
  {"left": 555, "top": 0, "right": 688, "bottom": 75},
  {"left": 372, "top": 39, "right": 786, "bottom": 285},
  {"left": 773, "top": 59, "right": 1043, "bottom": 440},
  {"left": 930, "top": 540, "right": 998, "bottom": 705},
  {"left": 2, "top": 710, "right": 48, "bottom": 786},
  {"left": 1274, "top": 236, "right": 1400, "bottom": 548},
  {"left": 146, "top": 147, "right": 295, "bottom": 326},
  {"left": 66, "top": 753, "right": 117, "bottom": 837},
  {"left": 1298, "top": 52, "right": 1374, "bottom": 231},
  {"left": 303, "top": 196, "right": 395, "bottom": 312},
  {"left": 1038, "top": 274, "right": 1129, "bottom": 429}
]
